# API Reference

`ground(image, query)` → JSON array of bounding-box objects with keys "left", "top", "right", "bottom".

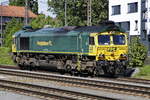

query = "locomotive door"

[
  {"left": 77, "top": 33, "right": 83, "bottom": 54},
  {"left": 89, "top": 36, "right": 97, "bottom": 55},
  {"left": 20, "top": 37, "right": 30, "bottom": 50},
  {"left": 12, "top": 36, "right": 17, "bottom": 52}
]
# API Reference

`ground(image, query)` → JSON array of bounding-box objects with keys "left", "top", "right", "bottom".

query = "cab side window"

[{"left": 89, "top": 37, "right": 95, "bottom": 45}]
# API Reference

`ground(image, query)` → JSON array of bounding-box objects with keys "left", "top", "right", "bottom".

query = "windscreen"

[
  {"left": 113, "top": 35, "right": 125, "bottom": 45},
  {"left": 98, "top": 35, "right": 110, "bottom": 45}
]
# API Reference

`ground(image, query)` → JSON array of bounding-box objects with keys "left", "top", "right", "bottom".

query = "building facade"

[
  {"left": 0, "top": 5, "right": 37, "bottom": 46},
  {"left": 109, "top": 0, "right": 150, "bottom": 49}
]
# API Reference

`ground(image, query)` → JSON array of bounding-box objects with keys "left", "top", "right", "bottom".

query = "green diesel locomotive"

[{"left": 12, "top": 21, "right": 128, "bottom": 76}]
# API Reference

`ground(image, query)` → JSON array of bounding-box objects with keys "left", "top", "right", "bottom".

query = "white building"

[{"left": 109, "top": 0, "right": 150, "bottom": 49}]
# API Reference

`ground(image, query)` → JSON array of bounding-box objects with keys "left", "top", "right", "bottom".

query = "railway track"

[
  {"left": 1, "top": 65, "right": 150, "bottom": 84},
  {"left": 117, "top": 77, "right": 150, "bottom": 85},
  {"left": 0, "top": 67, "right": 149, "bottom": 98},
  {"left": 0, "top": 79, "right": 114, "bottom": 100}
]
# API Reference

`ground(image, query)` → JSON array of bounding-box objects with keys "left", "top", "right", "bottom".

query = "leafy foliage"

[
  {"left": 30, "top": 14, "right": 62, "bottom": 29},
  {"left": 129, "top": 37, "right": 148, "bottom": 67},
  {"left": 4, "top": 19, "right": 23, "bottom": 48},
  {"left": 4, "top": 15, "right": 61, "bottom": 49},
  {"left": 0, "top": 47, "right": 15, "bottom": 65},
  {"left": 9, "top": 0, "right": 38, "bottom": 14},
  {"left": 48, "top": 0, "right": 108, "bottom": 26}
]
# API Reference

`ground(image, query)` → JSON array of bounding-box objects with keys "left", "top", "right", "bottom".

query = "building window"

[
  {"left": 127, "top": 22, "right": 130, "bottom": 31},
  {"left": 142, "top": 11, "right": 147, "bottom": 20},
  {"left": 115, "top": 22, "right": 121, "bottom": 27},
  {"left": 116, "top": 22, "right": 130, "bottom": 32},
  {"left": 142, "top": 1, "right": 147, "bottom": 10},
  {"left": 121, "top": 22, "right": 130, "bottom": 32},
  {"left": 142, "top": 30, "right": 147, "bottom": 40},
  {"left": 112, "top": 5, "right": 121, "bottom": 15},
  {"left": 128, "top": 2, "right": 138, "bottom": 13},
  {"left": 135, "top": 20, "right": 138, "bottom": 31}
]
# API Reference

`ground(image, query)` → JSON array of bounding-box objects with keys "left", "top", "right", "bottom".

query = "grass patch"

[
  {"left": 0, "top": 47, "right": 15, "bottom": 65},
  {"left": 134, "top": 65, "right": 150, "bottom": 80}
]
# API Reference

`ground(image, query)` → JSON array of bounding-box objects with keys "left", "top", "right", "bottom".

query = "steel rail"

[
  {"left": 117, "top": 77, "right": 150, "bottom": 85},
  {"left": 0, "top": 79, "right": 114, "bottom": 100},
  {"left": 0, "top": 68, "right": 149, "bottom": 98},
  {"left": 1, "top": 65, "right": 150, "bottom": 84}
]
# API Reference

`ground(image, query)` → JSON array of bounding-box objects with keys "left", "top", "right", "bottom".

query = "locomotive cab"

[{"left": 89, "top": 31, "right": 128, "bottom": 76}]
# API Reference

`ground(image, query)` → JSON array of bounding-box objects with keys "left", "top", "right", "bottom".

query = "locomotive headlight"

[
  {"left": 98, "top": 54, "right": 105, "bottom": 60},
  {"left": 120, "top": 54, "right": 127, "bottom": 60}
]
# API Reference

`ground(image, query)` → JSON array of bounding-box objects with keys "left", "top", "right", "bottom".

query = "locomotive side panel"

[{"left": 30, "top": 35, "right": 79, "bottom": 53}]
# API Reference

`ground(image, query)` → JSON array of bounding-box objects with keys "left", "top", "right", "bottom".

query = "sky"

[
  {"left": 38, "top": 0, "right": 56, "bottom": 18},
  {"left": 0, "top": 0, "right": 56, "bottom": 18}
]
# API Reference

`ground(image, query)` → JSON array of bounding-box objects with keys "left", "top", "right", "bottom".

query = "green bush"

[
  {"left": 129, "top": 37, "right": 148, "bottom": 67},
  {"left": 0, "top": 47, "right": 15, "bottom": 65},
  {"left": 30, "top": 14, "right": 62, "bottom": 29}
]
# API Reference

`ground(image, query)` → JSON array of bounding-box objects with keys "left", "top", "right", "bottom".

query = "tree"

[
  {"left": 9, "top": 0, "right": 38, "bottom": 14},
  {"left": 48, "top": 0, "right": 108, "bottom": 26},
  {"left": 30, "top": 14, "right": 62, "bottom": 29},
  {"left": 129, "top": 37, "right": 148, "bottom": 67},
  {"left": 3, "top": 15, "right": 61, "bottom": 48},
  {"left": 4, "top": 19, "right": 23, "bottom": 48}
]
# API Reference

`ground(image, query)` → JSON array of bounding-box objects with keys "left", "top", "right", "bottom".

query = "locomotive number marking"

[{"left": 107, "top": 47, "right": 117, "bottom": 52}]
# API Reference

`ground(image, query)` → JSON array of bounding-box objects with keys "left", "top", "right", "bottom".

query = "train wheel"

[
  {"left": 65, "top": 65, "right": 72, "bottom": 73},
  {"left": 70, "top": 70, "right": 75, "bottom": 76},
  {"left": 26, "top": 65, "right": 31, "bottom": 71},
  {"left": 30, "top": 62, "right": 37, "bottom": 71},
  {"left": 103, "top": 66, "right": 116, "bottom": 77},
  {"left": 18, "top": 63, "right": 25, "bottom": 70},
  {"left": 93, "top": 68, "right": 99, "bottom": 77},
  {"left": 115, "top": 65, "right": 126, "bottom": 76},
  {"left": 70, "top": 69, "right": 78, "bottom": 76},
  {"left": 12, "top": 55, "right": 17, "bottom": 63},
  {"left": 58, "top": 69, "right": 65, "bottom": 75}
]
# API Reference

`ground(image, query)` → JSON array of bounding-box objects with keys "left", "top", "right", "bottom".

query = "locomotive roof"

[{"left": 14, "top": 24, "right": 125, "bottom": 37}]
